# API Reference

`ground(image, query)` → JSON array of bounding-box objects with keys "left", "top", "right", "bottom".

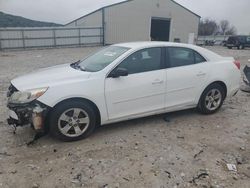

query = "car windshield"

[{"left": 78, "top": 46, "right": 129, "bottom": 72}]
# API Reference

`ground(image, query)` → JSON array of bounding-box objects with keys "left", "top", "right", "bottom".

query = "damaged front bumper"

[{"left": 7, "top": 85, "right": 50, "bottom": 132}]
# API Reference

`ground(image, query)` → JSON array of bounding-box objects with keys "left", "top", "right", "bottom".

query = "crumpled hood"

[{"left": 12, "top": 63, "right": 91, "bottom": 91}]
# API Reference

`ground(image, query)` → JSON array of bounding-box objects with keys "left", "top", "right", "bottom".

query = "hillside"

[{"left": 0, "top": 12, "right": 62, "bottom": 27}]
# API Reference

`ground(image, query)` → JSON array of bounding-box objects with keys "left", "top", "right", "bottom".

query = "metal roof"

[{"left": 65, "top": 0, "right": 200, "bottom": 26}]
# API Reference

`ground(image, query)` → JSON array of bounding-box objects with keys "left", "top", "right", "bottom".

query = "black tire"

[
  {"left": 49, "top": 100, "right": 97, "bottom": 141},
  {"left": 227, "top": 47, "right": 232, "bottom": 49},
  {"left": 197, "top": 83, "right": 226, "bottom": 114}
]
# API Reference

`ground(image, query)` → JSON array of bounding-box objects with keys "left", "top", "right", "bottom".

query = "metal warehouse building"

[{"left": 66, "top": 0, "right": 200, "bottom": 45}]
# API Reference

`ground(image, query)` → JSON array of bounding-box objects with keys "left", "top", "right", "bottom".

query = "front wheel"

[
  {"left": 49, "top": 100, "right": 97, "bottom": 141},
  {"left": 197, "top": 83, "right": 226, "bottom": 114}
]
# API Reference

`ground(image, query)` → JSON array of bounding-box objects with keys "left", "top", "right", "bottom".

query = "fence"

[
  {"left": 0, "top": 27, "right": 104, "bottom": 50},
  {"left": 197, "top": 35, "right": 231, "bottom": 45}
]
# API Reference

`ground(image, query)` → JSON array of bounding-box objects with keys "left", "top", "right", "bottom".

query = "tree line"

[{"left": 199, "top": 18, "right": 237, "bottom": 36}]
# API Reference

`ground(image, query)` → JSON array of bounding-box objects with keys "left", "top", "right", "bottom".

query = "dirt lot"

[{"left": 0, "top": 46, "right": 249, "bottom": 188}]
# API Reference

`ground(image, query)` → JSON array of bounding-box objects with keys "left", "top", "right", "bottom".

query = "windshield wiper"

[{"left": 70, "top": 60, "right": 86, "bottom": 71}]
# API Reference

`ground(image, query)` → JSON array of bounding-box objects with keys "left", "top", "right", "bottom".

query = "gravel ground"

[{"left": 0, "top": 46, "right": 249, "bottom": 188}]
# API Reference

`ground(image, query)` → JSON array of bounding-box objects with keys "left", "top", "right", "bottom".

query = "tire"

[
  {"left": 227, "top": 47, "right": 232, "bottom": 49},
  {"left": 197, "top": 83, "right": 226, "bottom": 114},
  {"left": 49, "top": 100, "right": 97, "bottom": 141}
]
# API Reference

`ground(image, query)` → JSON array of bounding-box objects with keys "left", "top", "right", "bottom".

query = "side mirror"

[{"left": 109, "top": 68, "right": 128, "bottom": 78}]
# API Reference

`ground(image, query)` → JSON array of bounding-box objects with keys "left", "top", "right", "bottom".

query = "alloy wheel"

[
  {"left": 205, "top": 89, "right": 222, "bottom": 111},
  {"left": 58, "top": 108, "right": 90, "bottom": 137}
]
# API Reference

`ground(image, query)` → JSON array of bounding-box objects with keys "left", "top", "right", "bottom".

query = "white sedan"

[{"left": 7, "top": 42, "right": 241, "bottom": 141}]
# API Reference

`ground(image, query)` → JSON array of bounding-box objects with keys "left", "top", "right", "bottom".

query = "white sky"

[{"left": 0, "top": 0, "right": 249, "bottom": 34}]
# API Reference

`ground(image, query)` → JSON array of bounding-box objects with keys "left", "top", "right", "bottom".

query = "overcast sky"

[{"left": 0, "top": 0, "right": 249, "bottom": 34}]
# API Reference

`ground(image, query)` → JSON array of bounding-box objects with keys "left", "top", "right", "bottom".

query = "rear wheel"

[
  {"left": 49, "top": 100, "right": 97, "bottom": 141},
  {"left": 227, "top": 46, "right": 232, "bottom": 49},
  {"left": 239, "top": 44, "right": 244, "bottom": 50},
  {"left": 197, "top": 83, "right": 226, "bottom": 114}
]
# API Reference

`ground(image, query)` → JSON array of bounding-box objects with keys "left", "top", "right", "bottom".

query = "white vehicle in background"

[{"left": 7, "top": 42, "right": 241, "bottom": 141}]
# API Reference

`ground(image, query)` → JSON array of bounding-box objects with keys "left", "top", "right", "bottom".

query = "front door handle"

[{"left": 152, "top": 79, "right": 164, "bottom": 85}]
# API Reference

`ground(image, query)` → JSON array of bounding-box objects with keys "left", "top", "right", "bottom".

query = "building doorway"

[{"left": 150, "top": 18, "right": 171, "bottom": 41}]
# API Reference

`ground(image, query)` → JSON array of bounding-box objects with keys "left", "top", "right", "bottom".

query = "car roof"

[
  {"left": 114, "top": 41, "right": 196, "bottom": 49},
  {"left": 114, "top": 41, "right": 222, "bottom": 61}
]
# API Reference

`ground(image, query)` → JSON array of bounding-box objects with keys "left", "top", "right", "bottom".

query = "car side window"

[
  {"left": 168, "top": 47, "right": 195, "bottom": 68},
  {"left": 195, "top": 51, "right": 206, "bottom": 63},
  {"left": 117, "top": 48, "right": 162, "bottom": 74}
]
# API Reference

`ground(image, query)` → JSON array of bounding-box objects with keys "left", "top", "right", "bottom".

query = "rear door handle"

[
  {"left": 197, "top": 72, "right": 206, "bottom": 77},
  {"left": 152, "top": 79, "right": 164, "bottom": 85}
]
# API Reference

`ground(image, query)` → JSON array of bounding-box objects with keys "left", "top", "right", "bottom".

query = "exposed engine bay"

[{"left": 7, "top": 84, "right": 50, "bottom": 133}]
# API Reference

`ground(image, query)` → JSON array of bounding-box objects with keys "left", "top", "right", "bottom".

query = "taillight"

[{"left": 234, "top": 60, "right": 240, "bottom": 70}]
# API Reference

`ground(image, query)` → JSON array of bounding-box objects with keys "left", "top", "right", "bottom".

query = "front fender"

[{"left": 37, "top": 79, "right": 108, "bottom": 124}]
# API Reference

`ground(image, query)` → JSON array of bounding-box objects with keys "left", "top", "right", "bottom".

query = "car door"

[
  {"left": 105, "top": 47, "right": 166, "bottom": 120},
  {"left": 165, "top": 47, "right": 210, "bottom": 108}
]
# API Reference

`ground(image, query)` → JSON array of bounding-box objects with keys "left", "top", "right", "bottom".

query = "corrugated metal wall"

[
  {"left": 0, "top": 27, "right": 103, "bottom": 50},
  {"left": 168, "top": 0, "right": 199, "bottom": 43},
  {"left": 2, "top": 0, "right": 199, "bottom": 50},
  {"left": 104, "top": 0, "right": 199, "bottom": 44},
  {"left": 105, "top": 0, "right": 151, "bottom": 44},
  {"left": 66, "top": 11, "right": 103, "bottom": 27},
  {"left": 66, "top": 0, "right": 200, "bottom": 44}
]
